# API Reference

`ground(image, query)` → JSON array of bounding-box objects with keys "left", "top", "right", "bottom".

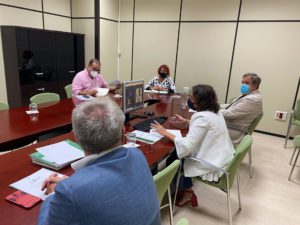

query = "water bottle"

[{"left": 181, "top": 87, "right": 189, "bottom": 109}]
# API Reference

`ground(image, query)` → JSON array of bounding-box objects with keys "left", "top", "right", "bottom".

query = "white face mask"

[{"left": 90, "top": 71, "right": 98, "bottom": 78}]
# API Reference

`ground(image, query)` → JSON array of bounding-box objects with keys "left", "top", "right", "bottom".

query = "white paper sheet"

[
  {"left": 26, "top": 110, "right": 39, "bottom": 114},
  {"left": 36, "top": 141, "right": 84, "bottom": 165},
  {"left": 144, "top": 90, "right": 168, "bottom": 94},
  {"left": 122, "top": 143, "right": 140, "bottom": 148},
  {"left": 9, "top": 168, "right": 64, "bottom": 200},
  {"left": 150, "top": 129, "right": 182, "bottom": 139},
  {"left": 75, "top": 95, "right": 95, "bottom": 101},
  {"left": 132, "top": 130, "right": 163, "bottom": 144},
  {"left": 96, "top": 88, "right": 109, "bottom": 96}
]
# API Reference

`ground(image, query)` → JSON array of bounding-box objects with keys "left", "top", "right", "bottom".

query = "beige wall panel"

[
  {"left": 0, "top": 6, "right": 42, "bottom": 28},
  {"left": 135, "top": 0, "right": 180, "bottom": 21},
  {"left": 72, "top": 0, "right": 94, "bottom": 17},
  {"left": 120, "top": 0, "right": 133, "bottom": 21},
  {"left": 100, "top": 20, "right": 118, "bottom": 82},
  {"left": 100, "top": 0, "right": 118, "bottom": 20},
  {"left": 133, "top": 23, "right": 178, "bottom": 84},
  {"left": 241, "top": 0, "right": 300, "bottom": 20},
  {"left": 119, "top": 23, "right": 133, "bottom": 82},
  {"left": 0, "top": 29, "right": 7, "bottom": 102},
  {"left": 176, "top": 23, "right": 235, "bottom": 99},
  {"left": 43, "top": 0, "right": 71, "bottom": 16},
  {"left": 44, "top": 14, "right": 71, "bottom": 32},
  {"left": 72, "top": 19, "right": 94, "bottom": 65},
  {"left": 0, "top": 0, "right": 41, "bottom": 10},
  {"left": 182, "top": 0, "right": 240, "bottom": 21},
  {"left": 229, "top": 23, "right": 300, "bottom": 135}
]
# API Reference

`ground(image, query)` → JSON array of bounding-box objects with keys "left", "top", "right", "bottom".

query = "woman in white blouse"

[
  {"left": 144, "top": 64, "right": 176, "bottom": 93},
  {"left": 151, "top": 84, "right": 234, "bottom": 207}
]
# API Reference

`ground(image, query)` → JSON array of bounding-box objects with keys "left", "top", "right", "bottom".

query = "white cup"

[
  {"left": 29, "top": 103, "right": 38, "bottom": 111},
  {"left": 183, "top": 87, "right": 189, "bottom": 94},
  {"left": 125, "top": 132, "right": 136, "bottom": 146}
]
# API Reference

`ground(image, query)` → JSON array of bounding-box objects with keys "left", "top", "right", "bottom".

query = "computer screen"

[{"left": 122, "top": 80, "right": 144, "bottom": 114}]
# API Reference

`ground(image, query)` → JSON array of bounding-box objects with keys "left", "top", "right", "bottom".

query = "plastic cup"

[
  {"left": 29, "top": 103, "right": 38, "bottom": 111},
  {"left": 125, "top": 132, "right": 136, "bottom": 146}
]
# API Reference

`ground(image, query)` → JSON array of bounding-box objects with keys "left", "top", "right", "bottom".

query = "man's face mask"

[
  {"left": 240, "top": 83, "right": 250, "bottom": 95},
  {"left": 90, "top": 70, "right": 98, "bottom": 78}
]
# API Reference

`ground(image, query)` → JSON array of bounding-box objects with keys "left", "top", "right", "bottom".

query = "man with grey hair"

[
  {"left": 37, "top": 97, "right": 160, "bottom": 225},
  {"left": 221, "top": 73, "right": 263, "bottom": 145}
]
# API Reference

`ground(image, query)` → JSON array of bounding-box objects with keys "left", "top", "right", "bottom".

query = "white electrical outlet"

[{"left": 274, "top": 111, "right": 288, "bottom": 120}]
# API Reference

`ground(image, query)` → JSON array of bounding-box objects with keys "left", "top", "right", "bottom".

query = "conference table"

[{"left": 0, "top": 93, "right": 192, "bottom": 225}]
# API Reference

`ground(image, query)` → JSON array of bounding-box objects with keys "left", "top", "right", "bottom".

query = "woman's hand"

[
  {"left": 172, "top": 114, "right": 186, "bottom": 123},
  {"left": 151, "top": 121, "right": 176, "bottom": 141},
  {"left": 151, "top": 121, "right": 168, "bottom": 136}
]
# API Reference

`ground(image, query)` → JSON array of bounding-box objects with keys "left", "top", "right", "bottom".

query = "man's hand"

[
  {"left": 79, "top": 90, "right": 98, "bottom": 96},
  {"left": 41, "top": 173, "right": 68, "bottom": 195}
]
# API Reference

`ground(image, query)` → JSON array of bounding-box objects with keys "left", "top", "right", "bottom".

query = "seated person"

[
  {"left": 221, "top": 73, "right": 263, "bottom": 145},
  {"left": 37, "top": 97, "right": 160, "bottom": 225},
  {"left": 145, "top": 64, "right": 176, "bottom": 93},
  {"left": 151, "top": 84, "right": 234, "bottom": 207},
  {"left": 72, "top": 58, "right": 120, "bottom": 96}
]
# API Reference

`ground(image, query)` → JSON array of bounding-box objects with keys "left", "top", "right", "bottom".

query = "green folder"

[{"left": 30, "top": 140, "right": 83, "bottom": 170}]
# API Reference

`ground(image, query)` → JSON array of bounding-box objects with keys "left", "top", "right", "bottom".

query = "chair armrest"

[{"left": 187, "top": 156, "right": 227, "bottom": 174}]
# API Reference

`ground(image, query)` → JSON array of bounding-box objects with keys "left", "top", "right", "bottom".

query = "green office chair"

[
  {"left": 285, "top": 99, "right": 300, "bottom": 148},
  {"left": 245, "top": 113, "right": 263, "bottom": 178},
  {"left": 30, "top": 92, "right": 60, "bottom": 105},
  {"left": 64, "top": 84, "right": 72, "bottom": 99},
  {"left": 0, "top": 101, "right": 9, "bottom": 110},
  {"left": 174, "top": 135, "right": 252, "bottom": 225},
  {"left": 288, "top": 135, "right": 300, "bottom": 181},
  {"left": 176, "top": 218, "right": 189, "bottom": 225},
  {"left": 153, "top": 160, "right": 180, "bottom": 225},
  {"left": 228, "top": 96, "right": 238, "bottom": 104}
]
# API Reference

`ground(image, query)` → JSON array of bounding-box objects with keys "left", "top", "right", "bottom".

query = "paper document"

[
  {"left": 36, "top": 141, "right": 84, "bottom": 165},
  {"left": 132, "top": 130, "right": 163, "bottom": 144},
  {"left": 96, "top": 88, "right": 109, "bottom": 97},
  {"left": 123, "top": 143, "right": 140, "bottom": 148},
  {"left": 9, "top": 168, "right": 65, "bottom": 200},
  {"left": 144, "top": 90, "right": 168, "bottom": 94},
  {"left": 150, "top": 129, "right": 182, "bottom": 139},
  {"left": 75, "top": 95, "right": 95, "bottom": 101},
  {"left": 26, "top": 110, "right": 39, "bottom": 114}
]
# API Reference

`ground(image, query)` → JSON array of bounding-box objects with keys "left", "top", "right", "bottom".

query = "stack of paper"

[
  {"left": 75, "top": 95, "right": 95, "bottom": 101},
  {"left": 144, "top": 90, "right": 168, "bottom": 94},
  {"left": 9, "top": 168, "right": 64, "bottom": 200},
  {"left": 30, "top": 140, "right": 84, "bottom": 170},
  {"left": 96, "top": 88, "right": 109, "bottom": 96}
]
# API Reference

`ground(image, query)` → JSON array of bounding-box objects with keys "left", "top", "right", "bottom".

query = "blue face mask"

[{"left": 240, "top": 84, "right": 250, "bottom": 95}]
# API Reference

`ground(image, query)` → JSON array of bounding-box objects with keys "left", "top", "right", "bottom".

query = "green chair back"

[
  {"left": 176, "top": 218, "right": 189, "bottom": 225},
  {"left": 0, "top": 101, "right": 9, "bottom": 110},
  {"left": 200, "top": 135, "right": 253, "bottom": 190},
  {"left": 229, "top": 96, "right": 238, "bottom": 104},
  {"left": 294, "top": 99, "right": 300, "bottom": 121},
  {"left": 247, "top": 113, "right": 263, "bottom": 135},
  {"left": 153, "top": 160, "right": 180, "bottom": 204},
  {"left": 64, "top": 84, "right": 72, "bottom": 99},
  {"left": 30, "top": 92, "right": 60, "bottom": 105}
]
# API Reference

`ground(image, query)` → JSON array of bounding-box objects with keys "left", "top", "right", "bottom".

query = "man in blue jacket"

[{"left": 38, "top": 97, "right": 160, "bottom": 225}]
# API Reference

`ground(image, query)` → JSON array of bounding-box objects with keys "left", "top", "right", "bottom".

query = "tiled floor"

[{"left": 161, "top": 133, "right": 300, "bottom": 225}]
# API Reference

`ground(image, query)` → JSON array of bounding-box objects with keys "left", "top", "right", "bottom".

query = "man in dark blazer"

[{"left": 37, "top": 97, "right": 160, "bottom": 225}]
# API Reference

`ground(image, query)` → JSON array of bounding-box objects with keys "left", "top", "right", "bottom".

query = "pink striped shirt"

[{"left": 72, "top": 69, "right": 108, "bottom": 95}]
